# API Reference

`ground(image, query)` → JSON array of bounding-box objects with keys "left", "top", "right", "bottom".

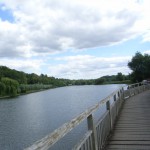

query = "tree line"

[
  {"left": 0, "top": 66, "right": 72, "bottom": 97},
  {"left": 0, "top": 66, "right": 130, "bottom": 97},
  {"left": 1, "top": 51, "right": 149, "bottom": 97}
]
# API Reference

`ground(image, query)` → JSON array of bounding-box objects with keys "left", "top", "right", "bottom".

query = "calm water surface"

[{"left": 0, "top": 85, "right": 123, "bottom": 150}]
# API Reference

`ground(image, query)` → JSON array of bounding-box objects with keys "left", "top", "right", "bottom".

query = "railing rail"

[{"left": 25, "top": 82, "right": 150, "bottom": 150}]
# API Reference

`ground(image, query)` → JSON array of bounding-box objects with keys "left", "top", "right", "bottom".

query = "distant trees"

[
  {"left": 0, "top": 66, "right": 71, "bottom": 87},
  {"left": 26, "top": 73, "right": 39, "bottom": 84},
  {"left": 73, "top": 79, "right": 95, "bottom": 85},
  {"left": 19, "top": 84, "right": 52, "bottom": 93},
  {"left": 116, "top": 73, "right": 124, "bottom": 81},
  {"left": 95, "top": 74, "right": 130, "bottom": 85},
  {"left": 0, "top": 66, "right": 76, "bottom": 97},
  {"left": 128, "top": 52, "right": 150, "bottom": 82},
  {"left": 0, "top": 65, "right": 131, "bottom": 97},
  {"left": 95, "top": 77, "right": 106, "bottom": 85},
  {"left": 0, "top": 66, "right": 27, "bottom": 84}
]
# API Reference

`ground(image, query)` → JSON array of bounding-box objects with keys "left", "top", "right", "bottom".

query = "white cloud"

[
  {"left": 0, "top": 58, "right": 45, "bottom": 74},
  {"left": 0, "top": 0, "right": 150, "bottom": 58},
  {"left": 0, "top": 0, "right": 149, "bottom": 79},
  {"left": 143, "top": 50, "right": 150, "bottom": 55},
  {"left": 0, "top": 53, "right": 134, "bottom": 79},
  {"left": 48, "top": 55, "right": 131, "bottom": 79}
]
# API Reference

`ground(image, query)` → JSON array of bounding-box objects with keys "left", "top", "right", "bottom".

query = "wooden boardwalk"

[{"left": 105, "top": 90, "right": 150, "bottom": 150}]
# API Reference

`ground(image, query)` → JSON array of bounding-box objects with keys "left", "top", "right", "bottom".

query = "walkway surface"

[{"left": 105, "top": 90, "right": 150, "bottom": 150}]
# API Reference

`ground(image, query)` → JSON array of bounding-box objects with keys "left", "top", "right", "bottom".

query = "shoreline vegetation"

[
  {"left": 0, "top": 66, "right": 131, "bottom": 99},
  {"left": 0, "top": 80, "right": 131, "bottom": 99},
  {"left": 0, "top": 84, "right": 62, "bottom": 99},
  {"left": 0, "top": 88, "right": 51, "bottom": 99},
  {"left": 1, "top": 52, "right": 150, "bottom": 99}
]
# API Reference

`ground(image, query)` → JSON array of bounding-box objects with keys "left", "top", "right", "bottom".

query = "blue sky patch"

[{"left": 0, "top": 4, "right": 14, "bottom": 22}]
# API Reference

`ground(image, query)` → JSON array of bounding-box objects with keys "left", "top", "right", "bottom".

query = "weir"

[{"left": 25, "top": 82, "right": 150, "bottom": 150}]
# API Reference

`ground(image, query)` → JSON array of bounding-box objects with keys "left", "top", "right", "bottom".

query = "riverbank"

[
  {"left": 0, "top": 81, "right": 131, "bottom": 100},
  {"left": 0, "top": 86, "right": 75, "bottom": 99},
  {"left": 0, "top": 95, "right": 11, "bottom": 99},
  {"left": 104, "top": 80, "right": 131, "bottom": 84},
  {"left": 0, "top": 85, "right": 64, "bottom": 99}
]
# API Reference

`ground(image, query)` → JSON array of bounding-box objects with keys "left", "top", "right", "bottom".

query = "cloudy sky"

[{"left": 0, "top": 0, "right": 150, "bottom": 79}]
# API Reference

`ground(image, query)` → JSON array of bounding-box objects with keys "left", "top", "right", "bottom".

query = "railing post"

[
  {"left": 134, "top": 84, "right": 137, "bottom": 95},
  {"left": 118, "top": 91, "right": 122, "bottom": 111},
  {"left": 121, "top": 89, "right": 124, "bottom": 102},
  {"left": 120, "top": 89, "right": 122, "bottom": 100},
  {"left": 106, "top": 100, "right": 112, "bottom": 131},
  {"left": 129, "top": 86, "right": 132, "bottom": 97},
  {"left": 114, "top": 94, "right": 118, "bottom": 117},
  {"left": 114, "top": 94, "right": 116, "bottom": 101},
  {"left": 118, "top": 91, "right": 120, "bottom": 100},
  {"left": 121, "top": 87, "right": 124, "bottom": 99},
  {"left": 87, "top": 114, "right": 98, "bottom": 150}
]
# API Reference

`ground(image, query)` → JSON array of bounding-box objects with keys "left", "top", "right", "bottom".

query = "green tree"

[
  {"left": 27, "top": 73, "right": 39, "bottom": 84},
  {"left": 0, "top": 66, "right": 27, "bottom": 84},
  {"left": 128, "top": 52, "right": 150, "bottom": 82},
  {"left": 95, "top": 77, "right": 105, "bottom": 85},
  {"left": 1, "top": 77, "right": 19, "bottom": 96},
  {"left": 116, "top": 72, "right": 124, "bottom": 81}
]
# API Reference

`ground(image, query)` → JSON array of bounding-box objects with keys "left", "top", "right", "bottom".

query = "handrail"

[{"left": 25, "top": 82, "right": 149, "bottom": 150}]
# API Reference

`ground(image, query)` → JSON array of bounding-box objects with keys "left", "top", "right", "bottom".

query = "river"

[{"left": 0, "top": 85, "right": 124, "bottom": 150}]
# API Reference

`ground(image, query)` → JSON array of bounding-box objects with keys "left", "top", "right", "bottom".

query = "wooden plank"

[
  {"left": 107, "top": 145, "right": 150, "bottom": 150},
  {"left": 110, "top": 131, "right": 150, "bottom": 135},
  {"left": 111, "top": 135, "right": 150, "bottom": 139},
  {"left": 111, "top": 132, "right": 150, "bottom": 136},
  {"left": 105, "top": 90, "right": 150, "bottom": 150},
  {"left": 109, "top": 141, "right": 150, "bottom": 145}
]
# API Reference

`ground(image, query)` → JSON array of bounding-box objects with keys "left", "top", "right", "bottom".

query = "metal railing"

[{"left": 25, "top": 82, "right": 150, "bottom": 150}]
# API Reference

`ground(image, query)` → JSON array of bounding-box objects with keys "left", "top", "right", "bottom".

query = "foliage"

[
  {"left": 0, "top": 65, "right": 130, "bottom": 97},
  {"left": 128, "top": 52, "right": 150, "bottom": 82},
  {"left": 0, "top": 66, "right": 27, "bottom": 84},
  {"left": 0, "top": 77, "right": 19, "bottom": 97},
  {"left": 19, "top": 84, "right": 52, "bottom": 93},
  {"left": 116, "top": 73, "right": 124, "bottom": 81},
  {"left": 0, "top": 66, "right": 71, "bottom": 87},
  {"left": 95, "top": 77, "right": 106, "bottom": 85},
  {"left": 95, "top": 74, "right": 129, "bottom": 85}
]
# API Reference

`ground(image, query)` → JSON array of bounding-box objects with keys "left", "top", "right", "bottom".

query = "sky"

[{"left": 0, "top": 0, "right": 150, "bottom": 79}]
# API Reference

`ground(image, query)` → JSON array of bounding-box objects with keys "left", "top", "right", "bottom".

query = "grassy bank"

[
  {"left": 0, "top": 85, "right": 54, "bottom": 99},
  {"left": 104, "top": 80, "right": 131, "bottom": 85}
]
